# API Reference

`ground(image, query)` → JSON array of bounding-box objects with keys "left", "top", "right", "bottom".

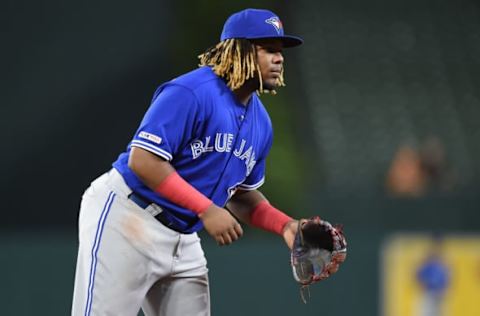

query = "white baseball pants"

[{"left": 71, "top": 169, "right": 210, "bottom": 316}]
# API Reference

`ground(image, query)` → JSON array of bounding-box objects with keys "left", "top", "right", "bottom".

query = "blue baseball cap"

[{"left": 220, "top": 8, "right": 303, "bottom": 48}]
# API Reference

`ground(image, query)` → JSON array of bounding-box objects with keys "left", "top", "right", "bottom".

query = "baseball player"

[{"left": 71, "top": 8, "right": 344, "bottom": 316}]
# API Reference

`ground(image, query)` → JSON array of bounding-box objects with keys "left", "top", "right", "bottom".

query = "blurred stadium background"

[{"left": 1, "top": 0, "right": 479, "bottom": 315}]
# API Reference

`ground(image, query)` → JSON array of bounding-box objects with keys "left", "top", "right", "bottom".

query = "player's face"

[{"left": 254, "top": 39, "right": 284, "bottom": 90}]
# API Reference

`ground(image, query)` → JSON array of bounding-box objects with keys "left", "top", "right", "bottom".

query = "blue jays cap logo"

[{"left": 265, "top": 16, "right": 283, "bottom": 35}]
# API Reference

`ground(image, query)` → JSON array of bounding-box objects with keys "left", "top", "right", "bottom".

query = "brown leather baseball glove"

[{"left": 290, "top": 216, "right": 347, "bottom": 302}]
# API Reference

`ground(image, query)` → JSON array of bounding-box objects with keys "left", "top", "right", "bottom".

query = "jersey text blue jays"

[{"left": 112, "top": 66, "right": 273, "bottom": 233}]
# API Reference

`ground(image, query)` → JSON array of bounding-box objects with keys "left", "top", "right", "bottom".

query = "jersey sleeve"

[
  {"left": 238, "top": 130, "right": 273, "bottom": 191},
  {"left": 130, "top": 84, "right": 199, "bottom": 161}
]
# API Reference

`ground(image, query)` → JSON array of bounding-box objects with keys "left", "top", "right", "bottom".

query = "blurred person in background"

[
  {"left": 386, "top": 143, "right": 427, "bottom": 197},
  {"left": 419, "top": 136, "right": 456, "bottom": 194},
  {"left": 386, "top": 136, "right": 456, "bottom": 198}
]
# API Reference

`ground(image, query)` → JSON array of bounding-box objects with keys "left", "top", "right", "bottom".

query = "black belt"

[{"left": 128, "top": 192, "right": 193, "bottom": 234}]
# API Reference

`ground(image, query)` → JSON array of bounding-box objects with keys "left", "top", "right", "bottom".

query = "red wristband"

[
  {"left": 155, "top": 172, "right": 213, "bottom": 214},
  {"left": 250, "top": 200, "right": 293, "bottom": 235}
]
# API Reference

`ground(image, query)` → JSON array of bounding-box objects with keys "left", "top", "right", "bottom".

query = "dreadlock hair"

[{"left": 198, "top": 38, "right": 285, "bottom": 95}]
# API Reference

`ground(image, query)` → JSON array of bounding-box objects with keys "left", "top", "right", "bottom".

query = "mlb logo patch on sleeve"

[{"left": 139, "top": 131, "right": 162, "bottom": 144}]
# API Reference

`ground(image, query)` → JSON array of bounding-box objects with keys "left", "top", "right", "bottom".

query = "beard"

[
  {"left": 242, "top": 75, "right": 280, "bottom": 92},
  {"left": 262, "top": 79, "right": 279, "bottom": 91}
]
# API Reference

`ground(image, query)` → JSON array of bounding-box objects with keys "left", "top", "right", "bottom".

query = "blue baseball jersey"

[{"left": 113, "top": 66, "right": 273, "bottom": 233}]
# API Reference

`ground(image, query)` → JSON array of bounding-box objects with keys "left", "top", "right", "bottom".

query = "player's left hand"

[{"left": 282, "top": 220, "right": 299, "bottom": 250}]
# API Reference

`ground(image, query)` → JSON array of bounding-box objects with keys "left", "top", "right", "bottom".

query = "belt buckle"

[{"left": 145, "top": 203, "right": 162, "bottom": 217}]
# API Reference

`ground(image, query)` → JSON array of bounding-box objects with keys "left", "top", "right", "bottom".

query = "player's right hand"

[{"left": 198, "top": 205, "right": 243, "bottom": 246}]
